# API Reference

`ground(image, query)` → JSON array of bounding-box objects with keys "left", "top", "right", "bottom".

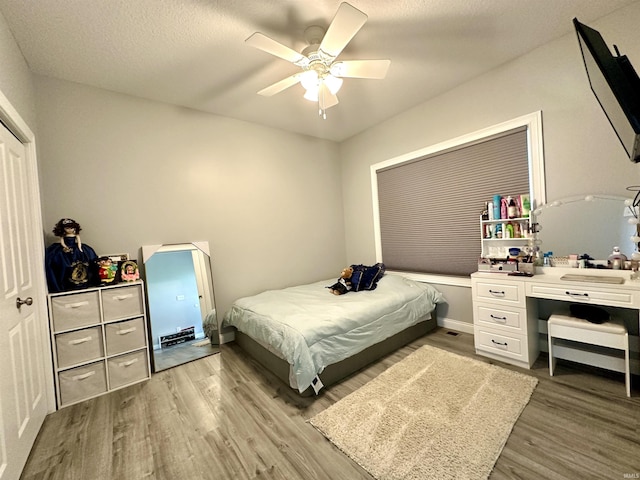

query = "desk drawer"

[
  {"left": 527, "top": 283, "right": 634, "bottom": 308},
  {"left": 474, "top": 280, "right": 524, "bottom": 307},
  {"left": 475, "top": 304, "right": 525, "bottom": 332},
  {"left": 475, "top": 327, "right": 525, "bottom": 361}
]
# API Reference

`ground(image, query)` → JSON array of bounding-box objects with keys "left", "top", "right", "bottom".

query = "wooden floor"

[{"left": 21, "top": 328, "right": 640, "bottom": 480}]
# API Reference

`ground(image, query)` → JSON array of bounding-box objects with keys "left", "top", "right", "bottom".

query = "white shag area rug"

[{"left": 309, "top": 345, "right": 538, "bottom": 480}]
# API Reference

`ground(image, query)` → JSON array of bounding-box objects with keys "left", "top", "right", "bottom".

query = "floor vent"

[{"left": 446, "top": 331, "right": 460, "bottom": 336}]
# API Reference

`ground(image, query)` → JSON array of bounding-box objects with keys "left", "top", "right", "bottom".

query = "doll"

[
  {"left": 52, "top": 218, "right": 83, "bottom": 253},
  {"left": 120, "top": 260, "right": 139, "bottom": 282},
  {"left": 45, "top": 218, "right": 98, "bottom": 292}
]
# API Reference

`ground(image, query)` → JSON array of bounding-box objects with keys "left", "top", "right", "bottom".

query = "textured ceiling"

[{"left": 0, "top": 0, "right": 636, "bottom": 141}]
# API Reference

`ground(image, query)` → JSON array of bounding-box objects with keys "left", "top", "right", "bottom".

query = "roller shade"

[{"left": 376, "top": 127, "right": 530, "bottom": 276}]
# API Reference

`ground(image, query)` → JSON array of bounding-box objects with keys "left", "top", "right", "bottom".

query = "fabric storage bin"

[
  {"left": 107, "top": 350, "right": 149, "bottom": 389},
  {"left": 104, "top": 317, "right": 146, "bottom": 356},
  {"left": 102, "top": 285, "right": 144, "bottom": 321},
  {"left": 58, "top": 361, "right": 107, "bottom": 406},
  {"left": 55, "top": 326, "right": 103, "bottom": 368},
  {"left": 50, "top": 291, "right": 100, "bottom": 332}
]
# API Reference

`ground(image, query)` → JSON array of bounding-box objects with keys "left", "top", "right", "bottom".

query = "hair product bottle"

[
  {"left": 507, "top": 196, "right": 518, "bottom": 218},
  {"left": 493, "top": 195, "right": 502, "bottom": 219},
  {"left": 500, "top": 197, "right": 508, "bottom": 219}
]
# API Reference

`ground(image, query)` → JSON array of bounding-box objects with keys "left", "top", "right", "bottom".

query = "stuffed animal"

[{"left": 327, "top": 266, "right": 354, "bottom": 295}]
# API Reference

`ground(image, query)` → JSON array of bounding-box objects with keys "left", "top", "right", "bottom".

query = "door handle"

[{"left": 16, "top": 296, "right": 33, "bottom": 309}]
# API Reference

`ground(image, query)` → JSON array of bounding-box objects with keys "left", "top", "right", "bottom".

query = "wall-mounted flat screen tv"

[{"left": 574, "top": 18, "right": 640, "bottom": 163}]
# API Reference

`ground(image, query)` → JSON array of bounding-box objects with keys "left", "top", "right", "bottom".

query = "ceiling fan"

[{"left": 246, "top": 2, "right": 390, "bottom": 118}]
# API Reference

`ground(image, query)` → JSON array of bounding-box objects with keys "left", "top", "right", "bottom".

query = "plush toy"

[
  {"left": 97, "top": 256, "right": 118, "bottom": 285},
  {"left": 327, "top": 266, "right": 354, "bottom": 295}
]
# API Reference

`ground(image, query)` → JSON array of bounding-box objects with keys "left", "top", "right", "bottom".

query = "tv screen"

[{"left": 573, "top": 18, "right": 640, "bottom": 163}]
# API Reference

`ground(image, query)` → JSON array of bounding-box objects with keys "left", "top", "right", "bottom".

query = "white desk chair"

[{"left": 548, "top": 314, "right": 630, "bottom": 397}]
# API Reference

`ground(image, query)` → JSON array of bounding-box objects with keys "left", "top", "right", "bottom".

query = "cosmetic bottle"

[
  {"left": 505, "top": 222, "right": 514, "bottom": 239},
  {"left": 500, "top": 197, "right": 508, "bottom": 219},
  {"left": 520, "top": 194, "right": 530, "bottom": 218},
  {"left": 493, "top": 195, "right": 501, "bottom": 219},
  {"left": 507, "top": 196, "right": 518, "bottom": 218}
]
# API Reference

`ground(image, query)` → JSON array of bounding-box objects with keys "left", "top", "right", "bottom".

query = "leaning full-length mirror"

[{"left": 142, "top": 242, "right": 219, "bottom": 372}]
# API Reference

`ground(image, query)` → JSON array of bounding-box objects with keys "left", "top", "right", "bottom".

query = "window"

[{"left": 372, "top": 112, "right": 546, "bottom": 277}]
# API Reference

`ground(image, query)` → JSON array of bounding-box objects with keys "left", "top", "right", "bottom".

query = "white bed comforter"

[{"left": 222, "top": 274, "right": 444, "bottom": 392}]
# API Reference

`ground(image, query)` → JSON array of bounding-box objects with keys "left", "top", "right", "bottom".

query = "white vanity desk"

[{"left": 471, "top": 268, "right": 640, "bottom": 373}]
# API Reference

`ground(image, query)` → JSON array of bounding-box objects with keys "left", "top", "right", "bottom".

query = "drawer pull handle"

[
  {"left": 489, "top": 289, "right": 505, "bottom": 296},
  {"left": 565, "top": 291, "right": 589, "bottom": 297},
  {"left": 490, "top": 314, "right": 507, "bottom": 322},
  {"left": 72, "top": 371, "right": 96, "bottom": 381},
  {"left": 65, "top": 301, "right": 89, "bottom": 309},
  {"left": 491, "top": 339, "right": 508, "bottom": 348},
  {"left": 69, "top": 336, "right": 92, "bottom": 345},
  {"left": 113, "top": 294, "right": 134, "bottom": 301},
  {"left": 118, "top": 358, "right": 139, "bottom": 368},
  {"left": 116, "top": 327, "right": 137, "bottom": 335}
]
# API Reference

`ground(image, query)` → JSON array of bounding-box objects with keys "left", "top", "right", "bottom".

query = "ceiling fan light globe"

[
  {"left": 324, "top": 75, "right": 343, "bottom": 95},
  {"left": 304, "top": 88, "right": 319, "bottom": 102},
  {"left": 300, "top": 70, "right": 319, "bottom": 91}
]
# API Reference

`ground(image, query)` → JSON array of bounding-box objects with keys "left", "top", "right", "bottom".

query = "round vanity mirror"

[{"left": 534, "top": 195, "right": 638, "bottom": 260}]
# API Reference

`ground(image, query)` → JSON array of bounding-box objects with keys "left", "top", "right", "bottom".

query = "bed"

[{"left": 221, "top": 273, "right": 444, "bottom": 395}]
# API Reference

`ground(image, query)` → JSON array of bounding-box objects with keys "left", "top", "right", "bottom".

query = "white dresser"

[
  {"left": 47, "top": 281, "right": 151, "bottom": 408},
  {"left": 471, "top": 273, "right": 539, "bottom": 369},
  {"left": 471, "top": 269, "right": 640, "bottom": 371}
]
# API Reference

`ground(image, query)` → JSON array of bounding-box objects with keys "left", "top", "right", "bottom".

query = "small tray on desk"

[{"left": 560, "top": 274, "right": 625, "bottom": 284}]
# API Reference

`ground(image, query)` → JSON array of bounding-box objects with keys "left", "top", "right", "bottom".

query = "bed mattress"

[{"left": 222, "top": 274, "right": 443, "bottom": 392}]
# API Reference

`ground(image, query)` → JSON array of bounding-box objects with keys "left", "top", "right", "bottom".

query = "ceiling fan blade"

[
  {"left": 246, "top": 32, "right": 308, "bottom": 66},
  {"left": 330, "top": 59, "right": 391, "bottom": 79},
  {"left": 319, "top": 2, "right": 367, "bottom": 60},
  {"left": 257, "top": 73, "right": 301, "bottom": 97},
  {"left": 318, "top": 83, "right": 339, "bottom": 110}
]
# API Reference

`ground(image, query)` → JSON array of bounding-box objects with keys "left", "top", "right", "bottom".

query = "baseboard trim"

[{"left": 438, "top": 317, "right": 474, "bottom": 335}]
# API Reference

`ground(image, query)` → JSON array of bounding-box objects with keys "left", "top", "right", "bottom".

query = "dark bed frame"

[{"left": 234, "top": 313, "right": 438, "bottom": 396}]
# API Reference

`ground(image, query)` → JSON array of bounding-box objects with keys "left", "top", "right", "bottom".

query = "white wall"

[
  {"left": 0, "top": 10, "right": 35, "bottom": 129},
  {"left": 34, "top": 76, "right": 346, "bottom": 319},
  {"left": 340, "top": 3, "right": 640, "bottom": 329},
  {"left": 5, "top": 4, "right": 640, "bottom": 332}
]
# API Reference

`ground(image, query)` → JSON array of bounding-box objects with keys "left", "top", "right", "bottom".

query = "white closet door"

[{"left": 0, "top": 120, "right": 49, "bottom": 480}]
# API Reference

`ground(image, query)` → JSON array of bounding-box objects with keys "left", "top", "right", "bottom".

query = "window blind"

[{"left": 376, "top": 127, "right": 530, "bottom": 276}]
